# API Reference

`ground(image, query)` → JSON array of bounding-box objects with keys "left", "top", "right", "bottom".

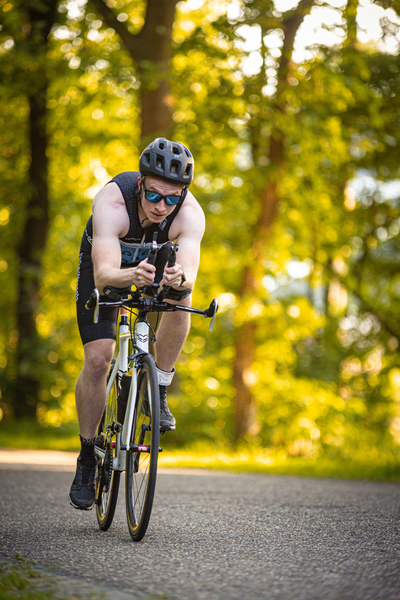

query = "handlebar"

[{"left": 85, "top": 287, "right": 218, "bottom": 332}]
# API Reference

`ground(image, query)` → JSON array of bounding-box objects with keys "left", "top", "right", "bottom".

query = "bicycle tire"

[
  {"left": 125, "top": 353, "right": 160, "bottom": 542},
  {"left": 96, "top": 359, "right": 121, "bottom": 531}
]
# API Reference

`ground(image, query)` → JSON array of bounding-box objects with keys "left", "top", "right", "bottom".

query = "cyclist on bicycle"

[{"left": 69, "top": 138, "right": 205, "bottom": 510}]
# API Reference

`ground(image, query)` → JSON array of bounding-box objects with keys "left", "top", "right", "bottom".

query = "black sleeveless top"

[{"left": 82, "top": 171, "right": 186, "bottom": 266}]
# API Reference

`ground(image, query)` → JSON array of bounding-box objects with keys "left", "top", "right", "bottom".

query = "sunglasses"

[{"left": 142, "top": 183, "right": 185, "bottom": 206}]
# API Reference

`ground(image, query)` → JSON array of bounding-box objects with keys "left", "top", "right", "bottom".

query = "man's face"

[{"left": 140, "top": 176, "right": 185, "bottom": 224}]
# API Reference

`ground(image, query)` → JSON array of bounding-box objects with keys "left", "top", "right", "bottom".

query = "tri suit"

[{"left": 76, "top": 171, "right": 189, "bottom": 345}]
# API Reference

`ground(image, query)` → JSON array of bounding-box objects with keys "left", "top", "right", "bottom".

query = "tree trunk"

[
  {"left": 14, "top": 92, "right": 49, "bottom": 418},
  {"left": 232, "top": 179, "right": 282, "bottom": 440},
  {"left": 91, "top": 0, "right": 177, "bottom": 140},
  {"left": 12, "top": 0, "right": 58, "bottom": 418},
  {"left": 232, "top": 0, "right": 314, "bottom": 441}
]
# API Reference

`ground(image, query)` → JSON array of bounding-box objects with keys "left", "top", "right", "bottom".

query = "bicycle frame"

[
  {"left": 96, "top": 307, "right": 154, "bottom": 473},
  {"left": 90, "top": 284, "right": 218, "bottom": 471}
]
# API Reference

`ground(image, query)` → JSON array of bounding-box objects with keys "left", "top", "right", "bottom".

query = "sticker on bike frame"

[
  {"left": 138, "top": 445, "right": 150, "bottom": 452},
  {"left": 137, "top": 333, "right": 148, "bottom": 344}
]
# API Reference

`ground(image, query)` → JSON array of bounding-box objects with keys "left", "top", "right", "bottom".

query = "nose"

[{"left": 155, "top": 198, "right": 166, "bottom": 211}]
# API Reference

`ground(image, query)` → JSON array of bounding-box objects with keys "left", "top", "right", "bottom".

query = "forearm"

[{"left": 94, "top": 265, "right": 140, "bottom": 294}]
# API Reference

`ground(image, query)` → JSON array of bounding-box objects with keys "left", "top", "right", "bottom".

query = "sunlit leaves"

[{"left": 1, "top": 0, "right": 400, "bottom": 460}]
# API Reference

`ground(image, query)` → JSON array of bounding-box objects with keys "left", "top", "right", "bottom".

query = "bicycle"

[{"left": 85, "top": 236, "right": 218, "bottom": 542}]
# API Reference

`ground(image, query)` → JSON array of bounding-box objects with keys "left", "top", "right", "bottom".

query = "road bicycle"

[{"left": 85, "top": 237, "right": 218, "bottom": 542}]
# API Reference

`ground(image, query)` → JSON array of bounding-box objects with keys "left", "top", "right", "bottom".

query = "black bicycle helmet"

[{"left": 139, "top": 138, "right": 194, "bottom": 186}]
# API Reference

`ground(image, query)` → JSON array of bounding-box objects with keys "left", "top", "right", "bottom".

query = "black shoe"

[
  {"left": 95, "top": 435, "right": 105, "bottom": 450},
  {"left": 159, "top": 385, "right": 176, "bottom": 432},
  {"left": 141, "top": 386, "right": 176, "bottom": 431},
  {"left": 69, "top": 457, "right": 96, "bottom": 510}
]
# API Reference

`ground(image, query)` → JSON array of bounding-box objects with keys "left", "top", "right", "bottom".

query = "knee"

[
  {"left": 166, "top": 306, "right": 191, "bottom": 329},
  {"left": 83, "top": 342, "right": 114, "bottom": 380}
]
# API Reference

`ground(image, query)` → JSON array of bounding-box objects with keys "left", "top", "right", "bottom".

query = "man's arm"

[
  {"left": 162, "top": 199, "right": 205, "bottom": 292},
  {"left": 92, "top": 184, "right": 156, "bottom": 294}
]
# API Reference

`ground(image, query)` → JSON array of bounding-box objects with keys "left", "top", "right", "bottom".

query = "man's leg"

[
  {"left": 153, "top": 296, "right": 191, "bottom": 431},
  {"left": 69, "top": 338, "right": 115, "bottom": 510},
  {"left": 75, "top": 338, "right": 115, "bottom": 439},
  {"left": 154, "top": 301, "right": 191, "bottom": 372}
]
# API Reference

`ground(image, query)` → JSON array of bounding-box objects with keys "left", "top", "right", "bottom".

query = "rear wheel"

[
  {"left": 125, "top": 354, "right": 160, "bottom": 542},
  {"left": 95, "top": 359, "right": 121, "bottom": 531}
]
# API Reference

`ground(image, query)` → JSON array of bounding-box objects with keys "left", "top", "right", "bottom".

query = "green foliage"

[
  {"left": 1, "top": 0, "right": 400, "bottom": 468},
  {"left": 0, "top": 555, "right": 105, "bottom": 600}
]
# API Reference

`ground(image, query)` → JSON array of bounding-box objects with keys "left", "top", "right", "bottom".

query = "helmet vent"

[{"left": 170, "top": 160, "right": 180, "bottom": 174}]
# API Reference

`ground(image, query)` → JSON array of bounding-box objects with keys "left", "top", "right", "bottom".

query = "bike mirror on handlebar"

[
  {"left": 85, "top": 288, "right": 100, "bottom": 323},
  {"left": 205, "top": 298, "right": 218, "bottom": 332}
]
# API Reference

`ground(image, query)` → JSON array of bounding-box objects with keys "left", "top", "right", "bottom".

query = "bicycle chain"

[{"left": 103, "top": 431, "right": 113, "bottom": 492}]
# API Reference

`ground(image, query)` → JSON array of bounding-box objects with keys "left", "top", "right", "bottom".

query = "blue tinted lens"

[
  {"left": 144, "top": 188, "right": 181, "bottom": 205},
  {"left": 164, "top": 195, "right": 181, "bottom": 206},
  {"left": 144, "top": 190, "right": 162, "bottom": 203}
]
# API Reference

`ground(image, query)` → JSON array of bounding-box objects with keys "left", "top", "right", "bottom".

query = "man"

[{"left": 69, "top": 138, "right": 205, "bottom": 510}]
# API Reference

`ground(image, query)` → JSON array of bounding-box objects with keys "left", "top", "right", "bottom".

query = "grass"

[
  {"left": 158, "top": 447, "right": 400, "bottom": 482},
  {"left": 1, "top": 420, "right": 400, "bottom": 483},
  {"left": 0, "top": 555, "right": 169, "bottom": 600},
  {"left": 0, "top": 555, "right": 99, "bottom": 600},
  {"left": 0, "top": 421, "right": 80, "bottom": 452}
]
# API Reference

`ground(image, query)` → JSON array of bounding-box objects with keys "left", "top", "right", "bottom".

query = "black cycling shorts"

[{"left": 76, "top": 238, "right": 191, "bottom": 346}]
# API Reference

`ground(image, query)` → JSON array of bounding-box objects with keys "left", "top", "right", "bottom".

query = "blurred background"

[{"left": 1, "top": 0, "right": 400, "bottom": 474}]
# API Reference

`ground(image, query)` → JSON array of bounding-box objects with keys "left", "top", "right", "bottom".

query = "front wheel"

[
  {"left": 96, "top": 359, "right": 121, "bottom": 531},
  {"left": 125, "top": 354, "right": 160, "bottom": 542}
]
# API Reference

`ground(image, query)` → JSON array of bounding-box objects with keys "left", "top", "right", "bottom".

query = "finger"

[
  {"left": 142, "top": 258, "right": 156, "bottom": 271},
  {"left": 137, "top": 268, "right": 155, "bottom": 285},
  {"left": 143, "top": 263, "right": 156, "bottom": 274},
  {"left": 164, "top": 265, "right": 180, "bottom": 276}
]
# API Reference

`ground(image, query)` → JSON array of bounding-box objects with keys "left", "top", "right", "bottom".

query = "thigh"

[{"left": 76, "top": 248, "right": 119, "bottom": 346}]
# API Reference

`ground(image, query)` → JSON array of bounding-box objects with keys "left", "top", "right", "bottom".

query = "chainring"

[{"left": 95, "top": 436, "right": 113, "bottom": 505}]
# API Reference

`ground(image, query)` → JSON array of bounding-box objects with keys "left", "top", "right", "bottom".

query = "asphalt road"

[{"left": 0, "top": 449, "right": 399, "bottom": 600}]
